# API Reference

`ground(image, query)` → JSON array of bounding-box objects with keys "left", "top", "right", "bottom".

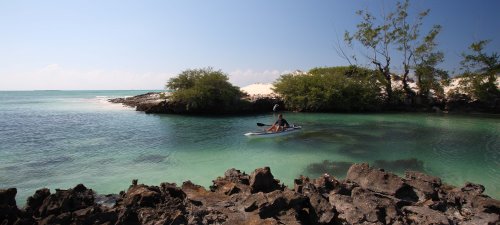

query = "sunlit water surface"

[{"left": 0, "top": 91, "right": 498, "bottom": 205}]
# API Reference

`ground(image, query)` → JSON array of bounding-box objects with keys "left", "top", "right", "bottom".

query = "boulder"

[
  {"left": 311, "top": 173, "right": 340, "bottom": 195},
  {"left": 0, "top": 188, "right": 17, "bottom": 207},
  {"left": 329, "top": 187, "right": 404, "bottom": 224},
  {"left": 249, "top": 167, "right": 282, "bottom": 193},
  {"left": 329, "top": 193, "right": 366, "bottom": 224},
  {"left": 135, "top": 207, "right": 187, "bottom": 225},
  {"left": 160, "top": 182, "right": 186, "bottom": 200},
  {"left": 38, "top": 184, "right": 95, "bottom": 217},
  {"left": 210, "top": 168, "right": 250, "bottom": 195},
  {"left": 242, "top": 191, "right": 268, "bottom": 212},
  {"left": 259, "top": 189, "right": 308, "bottom": 219},
  {"left": 350, "top": 187, "right": 400, "bottom": 224},
  {"left": 461, "top": 182, "right": 485, "bottom": 195},
  {"left": 25, "top": 188, "right": 51, "bottom": 216},
  {"left": 293, "top": 174, "right": 337, "bottom": 224},
  {"left": 402, "top": 206, "right": 450, "bottom": 225},
  {"left": 405, "top": 171, "right": 441, "bottom": 201},
  {"left": 0, "top": 188, "right": 20, "bottom": 225},
  {"left": 122, "top": 184, "right": 161, "bottom": 207},
  {"left": 224, "top": 168, "right": 250, "bottom": 184},
  {"left": 346, "top": 163, "right": 418, "bottom": 202},
  {"left": 293, "top": 175, "right": 314, "bottom": 195},
  {"left": 460, "top": 212, "right": 499, "bottom": 225},
  {"left": 307, "top": 191, "right": 335, "bottom": 224}
]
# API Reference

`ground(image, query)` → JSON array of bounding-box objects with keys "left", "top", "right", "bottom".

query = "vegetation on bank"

[
  {"left": 273, "top": 66, "right": 383, "bottom": 112},
  {"left": 450, "top": 40, "right": 500, "bottom": 106},
  {"left": 166, "top": 68, "right": 249, "bottom": 113}
]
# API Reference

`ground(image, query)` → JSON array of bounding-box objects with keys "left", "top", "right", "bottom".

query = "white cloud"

[
  {"left": 0, "top": 65, "right": 296, "bottom": 90},
  {"left": 228, "top": 69, "right": 292, "bottom": 87},
  {"left": 0, "top": 64, "right": 174, "bottom": 90}
]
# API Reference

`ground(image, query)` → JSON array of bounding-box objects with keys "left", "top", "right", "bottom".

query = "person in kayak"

[
  {"left": 273, "top": 103, "right": 279, "bottom": 112},
  {"left": 267, "top": 113, "right": 290, "bottom": 132}
]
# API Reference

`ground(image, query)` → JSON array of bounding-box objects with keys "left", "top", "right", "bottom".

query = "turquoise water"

[{"left": 0, "top": 91, "right": 499, "bottom": 205}]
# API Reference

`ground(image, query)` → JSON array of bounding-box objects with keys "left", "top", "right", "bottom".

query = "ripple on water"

[
  {"left": 133, "top": 154, "right": 169, "bottom": 164},
  {"left": 337, "top": 143, "right": 379, "bottom": 159},
  {"left": 431, "top": 132, "right": 469, "bottom": 163},
  {"left": 483, "top": 134, "right": 500, "bottom": 193},
  {"left": 26, "top": 156, "right": 74, "bottom": 168}
]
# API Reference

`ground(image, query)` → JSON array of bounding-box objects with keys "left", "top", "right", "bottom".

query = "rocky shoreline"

[
  {"left": 108, "top": 92, "right": 282, "bottom": 114},
  {"left": 1, "top": 164, "right": 499, "bottom": 224}
]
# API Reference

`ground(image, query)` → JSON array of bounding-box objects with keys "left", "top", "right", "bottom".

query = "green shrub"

[
  {"left": 166, "top": 68, "right": 246, "bottom": 113},
  {"left": 273, "top": 66, "right": 383, "bottom": 112},
  {"left": 458, "top": 40, "right": 500, "bottom": 104}
]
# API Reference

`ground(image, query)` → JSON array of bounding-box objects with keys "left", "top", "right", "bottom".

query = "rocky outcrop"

[
  {"left": 1, "top": 164, "right": 499, "bottom": 224},
  {"left": 108, "top": 92, "right": 172, "bottom": 114},
  {"left": 108, "top": 92, "right": 283, "bottom": 114}
]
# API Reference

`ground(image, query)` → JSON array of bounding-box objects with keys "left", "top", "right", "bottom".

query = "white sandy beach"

[{"left": 240, "top": 83, "right": 276, "bottom": 97}]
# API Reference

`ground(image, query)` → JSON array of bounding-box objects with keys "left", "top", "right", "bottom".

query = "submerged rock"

[
  {"left": 373, "top": 158, "right": 425, "bottom": 173},
  {"left": 2, "top": 164, "right": 499, "bottom": 225},
  {"left": 306, "top": 160, "right": 353, "bottom": 177}
]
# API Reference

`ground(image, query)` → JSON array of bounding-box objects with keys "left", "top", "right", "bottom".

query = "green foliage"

[
  {"left": 345, "top": 0, "right": 444, "bottom": 101},
  {"left": 166, "top": 68, "right": 245, "bottom": 113},
  {"left": 458, "top": 40, "right": 500, "bottom": 103},
  {"left": 415, "top": 52, "right": 448, "bottom": 99},
  {"left": 273, "top": 66, "right": 383, "bottom": 112},
  {"left": 345, "top": 8, "right": 395, "bottom": 102}
]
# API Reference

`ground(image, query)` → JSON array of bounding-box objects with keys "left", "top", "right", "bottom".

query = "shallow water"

[{"left": 0, "top": 91, "right": 499, "bottom": 205}]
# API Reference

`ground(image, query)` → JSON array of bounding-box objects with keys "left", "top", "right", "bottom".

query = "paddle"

[{"left": 257, "top": 122, "right": 272, "bottom": 127}]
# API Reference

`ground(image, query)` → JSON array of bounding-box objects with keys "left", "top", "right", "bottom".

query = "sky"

[{"left": 0, "top": 0, "right": 499, "bottom": 90}]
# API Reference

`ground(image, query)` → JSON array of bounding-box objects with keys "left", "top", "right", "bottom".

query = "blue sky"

[{"left": 1, "top": 0, "right": 499, "bottom": 90}]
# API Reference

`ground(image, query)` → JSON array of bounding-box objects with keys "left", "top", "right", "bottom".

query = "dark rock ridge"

[
  {"left": 108, "top": 92, "right": 283, "bottom": 114},
  {"left": 1, "top": 164, "right": 499, "bottom": 224}
]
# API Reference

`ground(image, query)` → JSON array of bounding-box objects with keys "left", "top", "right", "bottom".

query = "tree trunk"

[
  {"left": 373, "top": 60, "right": 393, "bottom": 103},
  {"left": 385, "top": 71, "right": 393, "bottom": 102},
  {"left": 402, "top": 69, "right": 414, "bottom": 98}
]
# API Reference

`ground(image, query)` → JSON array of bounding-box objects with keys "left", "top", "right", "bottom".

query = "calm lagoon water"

[{"left": 0, "top": 90, "right": 499, "bottom": 204}]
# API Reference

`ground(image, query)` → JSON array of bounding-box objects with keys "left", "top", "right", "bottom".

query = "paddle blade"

[{"left": 257, "top": 123, "right": 271, "bottom": 126}]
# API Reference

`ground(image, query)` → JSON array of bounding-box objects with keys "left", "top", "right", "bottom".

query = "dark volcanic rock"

[
  {"left": 0, "top": 188, "right": 23, "bottom": 225},
  {"left": 210, "top": 168, "right": 250, "bottom": 195},
  {"left": 25, "top": 188, "right": 51, "bottom": 216},
  {"left": 249, "top": 167, "right": 282, "bottom": 193},
  {"left": 346, "top": 163, "right": 413, "bottom": 199},
  {"left": 4, "top": 164, "right": 500, "bottom": 225},
  {"left": 109, "top": 92, "right": 283, "bottom": 114},
  {"left": 38, "top": 184, "right": 95, "bottom": 217},
  {"left": 402, "top": 206, "right": 450, "bottom": 225},
  {"left": 405, "top": 171, "right": 442, "bottom": 201},
  {"left": 122, "top": 184, "right": 161, "bottom": 207}
]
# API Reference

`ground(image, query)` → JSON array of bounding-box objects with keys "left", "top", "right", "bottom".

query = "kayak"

[{"left": 244, "top": 125, "right": 302, "bottom": 137}]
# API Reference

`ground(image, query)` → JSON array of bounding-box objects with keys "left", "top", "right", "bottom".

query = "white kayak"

[{"left": 244, "top": 125, "right": 302, "bottom": 137}]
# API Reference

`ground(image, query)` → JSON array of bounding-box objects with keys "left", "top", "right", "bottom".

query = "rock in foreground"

[{"left": 1, "top": 164, "right": 499, "bottom": 224}]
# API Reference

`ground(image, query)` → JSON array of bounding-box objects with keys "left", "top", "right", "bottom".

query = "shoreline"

[
  {"left": 1, "top": 164, "right": 498, "bottom": 224},
  {"left": 107, "top": 83, "right": 500, "bottom": 114}
]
